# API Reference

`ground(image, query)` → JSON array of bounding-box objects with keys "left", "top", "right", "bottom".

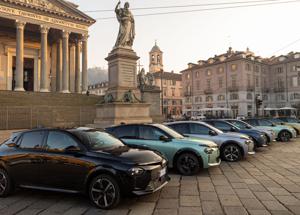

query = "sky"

[{"left": 71, "top": 0, "right": 300, "bottom": 72}]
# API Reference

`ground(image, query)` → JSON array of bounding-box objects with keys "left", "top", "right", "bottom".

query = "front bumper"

[
  {"left": 207, "top": 148, "right": 221, "bottom": 167},
  {"left": 254, "top": 135, "right": 268, "bottom": 147},
  {"left": 247, "top": 141, "right": 255, "bottom": 155},
  {"left": 131, "top": 163, "right": 170, "bottom": 196}
]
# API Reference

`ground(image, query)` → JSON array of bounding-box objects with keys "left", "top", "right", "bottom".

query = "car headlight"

[
  {"left": 245, "top": 140, "right": 252, "bottom": 145},
  {"left": 204, "top": 148, "right": 214, "bottom": 154},
  {"left": 240, "top": 136, "right": 250, "bottom": 140},
  {"left": 128, "top": 167, "right": 144, "bottom": 176}
]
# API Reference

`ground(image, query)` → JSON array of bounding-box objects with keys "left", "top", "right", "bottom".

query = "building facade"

[
  {"left": 88, "top": 82, "right": 108, "bottom": 96},
  {"left": 181, "top": 48, "right": 300, "bottom": 118},
  {"left": 0, "top": 0, "right": 95, "bottom": 93},
  {"left": 149, "top": 42, "right": 183, "bottom": 118}
]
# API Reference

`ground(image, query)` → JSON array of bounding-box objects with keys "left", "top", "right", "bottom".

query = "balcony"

[
  {"left": 247, "top": 86, "right": 255, "bottom": 92},
  {"left": 273, "top": 88, "right": 285, "bottom": 93},
  {"left": 228, "top": 86, "right": 239, "bottom": 92},
  {"left": 204, "top": 88, "right": 213, "bottom": 94},
  {"left": 184, "top": 92, "right": 192, "bottom": 97}
]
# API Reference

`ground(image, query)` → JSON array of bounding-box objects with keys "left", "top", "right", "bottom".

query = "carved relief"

[{"left": 15, "top": 0, "right": 66, "bottom": 14}]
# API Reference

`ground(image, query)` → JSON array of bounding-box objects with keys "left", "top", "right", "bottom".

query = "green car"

[
  {"left": 244, "top": 119, "right": 297, "bottom": 142},
  {"left": 106, "top": 124, "right": 221, "bottom": 176}
]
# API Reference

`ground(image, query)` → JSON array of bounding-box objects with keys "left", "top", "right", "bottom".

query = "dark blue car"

[{"left": 203, "top": 120, "right": 267, "bottom": 148}]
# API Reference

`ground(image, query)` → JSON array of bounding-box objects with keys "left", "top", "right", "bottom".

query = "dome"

[{"left": 150, "top": 41, "right": 162, "bottom": 52}]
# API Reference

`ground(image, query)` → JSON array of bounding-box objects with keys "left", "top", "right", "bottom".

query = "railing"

[
  {"left": 0, "top": 106, "right": 96, "bottom": 130},
  {"left": 204, "top": 89, "right": 213, "bottom": 94}
]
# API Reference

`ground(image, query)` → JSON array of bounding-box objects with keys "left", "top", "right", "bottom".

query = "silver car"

[
  {"left": 225, "top": 119, "right": 276, "bottom": 143},
  {"left": 166, "top": 121, "right": 255, "bottom": 162}
]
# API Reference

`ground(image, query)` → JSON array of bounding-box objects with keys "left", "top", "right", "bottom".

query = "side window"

[
  {"left": 46, "top": 131, "right": 79, "bottom": 152},
  {"left": 19, "top": 131, "right": 45, "bottom": 149},
  {"left": 245, "top": 120, "right": 257, "bottom": 126},
  {"left": 258, "top": 120, "right": 271, "bottom": 126},
  {"left": 214, "top": 122, "right": 232, "bottom": 131},
  {"left": 190, "top": 124, "right": 210, "bottom": 135},
  {"left": 139, "top": 126, "right": 166, "bottom": 140},
  {"left": 170, "top": 124, "right": 189, "bottom": 134},
  {"left": 112, "top": 126, "right": 138, "bottom": 139}
]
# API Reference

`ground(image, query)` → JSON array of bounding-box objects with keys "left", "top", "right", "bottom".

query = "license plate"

[{"left": 159, "top": 167, "right": 167, "bottom": 177}]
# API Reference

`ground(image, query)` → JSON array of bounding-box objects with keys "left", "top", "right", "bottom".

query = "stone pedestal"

[
  {"left": 105, "top": 48, "right": 141, "bottom": 101},
  {"left": 92, "top": 47, "right": 152, "bottom": 128},
  {"left": 142, "top": 86, "right": 164, "bottom": 123},
  {"left": 93, "top": 103, "right": 152, "bottom": 128}
]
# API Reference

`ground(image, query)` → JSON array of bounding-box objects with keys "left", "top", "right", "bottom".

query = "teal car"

[
  {"left": 106, "top": 124, "right": 221, "bottom": 176},
  {"left": 244, "top": 119, "right": 297, "bottom": 142}
]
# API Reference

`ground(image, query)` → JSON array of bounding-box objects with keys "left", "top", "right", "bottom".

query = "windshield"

[
  {"left": 269, "top": 118, "right": 284, "bottom": 124},
  {"left": 229, "top": 120, "right": 250, "bottom": 129},
  {"left": 259, "top": 119, "right": 273, "bottom": 126},
  {"left": 285, "top": 118, "right": 299, "bottom": 123},
  {"left": 154, "top": 124, "right": 184, "bottom": 139},
  {"left": 83, "top": 131, "right": 124, "bottom": 150}
]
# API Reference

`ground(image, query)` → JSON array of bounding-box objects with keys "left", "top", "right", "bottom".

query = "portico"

[{"left": 0, "top": 0, "right": 95, "bottom": 93}]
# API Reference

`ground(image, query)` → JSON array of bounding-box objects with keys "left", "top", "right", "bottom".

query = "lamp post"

[{"left": 160, "top": 69, "right": 164, "bottom": 116}]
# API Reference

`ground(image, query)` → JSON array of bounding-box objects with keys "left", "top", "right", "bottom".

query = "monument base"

[{"left": 91, "top": 102, "right": 153, "bottom": 128}]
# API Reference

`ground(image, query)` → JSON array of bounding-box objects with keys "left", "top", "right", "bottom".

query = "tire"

[
  {"left": 278, "top": 131, "right": 291, "bottom": 142},
  {"left": 0, "top": 168, "right": 13, "bottom": 198},
  {"left": 88, "top": 174, "right": 121, "bottom": 210},
  {"left": 176, "top": 152, "right": 201, "bottom": 176},
  {"left": 221, "top": 144, "right": 242, "bottom": 162}
]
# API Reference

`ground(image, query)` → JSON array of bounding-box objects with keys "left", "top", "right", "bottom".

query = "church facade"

[{"left": 0, "top": 0, "right": 95, "bottom": 93}]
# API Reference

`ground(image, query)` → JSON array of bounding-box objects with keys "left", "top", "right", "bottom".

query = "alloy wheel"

[
  {"left": 177, "top": 153, "right": 200, "bottom": 175},
  {"left": 223, "top": 145, "right": 241, "bottom": 162},
  {"left": 280, "top": 131, "right": 290, "bottom": 142},
  {"left": 90, "top": 177, "right": 117, "bottom": 209},
  {"left": 0, "top": 171, "right": 7, "bottom": 195}
]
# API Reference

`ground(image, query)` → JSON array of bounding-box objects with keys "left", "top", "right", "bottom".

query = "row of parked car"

[{"left": 0, "top": 117, "right": 298, "bottom": 209}]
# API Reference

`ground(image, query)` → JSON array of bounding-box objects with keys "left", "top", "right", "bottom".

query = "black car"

[
  {"left": 0, "top": 128, "right": 169, "bottom": 209},
  {"left": 203, "top": 119, "right": 267, "bottom": 148}
]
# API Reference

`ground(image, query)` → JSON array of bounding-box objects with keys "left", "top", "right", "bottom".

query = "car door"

[
  {"left": 9, "top": 130, "right": 46, "bottom": 186},
  {"left": 213, "top": 121, "right": 234, "bottom": 133},
  {"left": 136, "top": 125, "right": 178, "bottom": 161},
  {"left": 110, "top": 125, "right": 139, "bottom": 146},
  {"left": 38, "top": 131, "right": 89, "bottom": 191},
  {"left": 189, "top": 123, "right": 212, "bottom": 140},
  {"left": 168, "top": 123, "right": 190, "bottom": 136}
]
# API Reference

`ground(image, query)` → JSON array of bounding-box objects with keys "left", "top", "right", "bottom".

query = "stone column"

[
  {"left": 75, "top": 39, "right": 81, "bottom": 93},
  {"left": 56, "top": 39, "right": 62, "bottom": 92},
  {"left": 61, "top": 31, "right": 70, "bottom": 93},
  {"left": 15, "top": 20, "right": 26, "bottom": 91},
  {"left": 40, "top": 25, "right": 50, "bottom": 92},
  {"left": 81, "top": 34, "right": 88, "bottom": 94}
]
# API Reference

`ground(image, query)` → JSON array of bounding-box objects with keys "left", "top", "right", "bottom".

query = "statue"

[
  {"left": 123, "top": 90, "right": 134, "bottom": 103},
  {"left": 137, "top": 68, "right": 146, "bottom": 90},
  {"left": 114, "top": 1, "right": 135, "bottom": 49},
  {"left": 146, "top": 73, "right": 154, "bottom": 86}
]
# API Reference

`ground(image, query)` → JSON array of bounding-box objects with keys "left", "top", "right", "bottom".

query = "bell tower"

[{"left": 149, "top": 41, "right": 163, "bottom": 73}]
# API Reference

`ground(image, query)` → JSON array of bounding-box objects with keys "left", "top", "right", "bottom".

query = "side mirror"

[
  {"left": 271, "top": 123, "right": 276, "bottom": 127},
  {"left": 65, "top": 146, "right": 81, "bottom": 153},
  {"left": 6, "top": 142, "right": 17, "bottom": 148},
  {"left": 246, "top": 125, "right": 252, "bottom": 129},
  {"left": 231, "top": 127, "right": 237, "bottom": 132},
  {"left": 159, "top": 135, "right": 170, "bottom": 142},
  {"left": 209, "top": 130, "right": 217, "bottom": 136}
]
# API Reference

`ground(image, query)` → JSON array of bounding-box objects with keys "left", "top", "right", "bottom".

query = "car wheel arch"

[
  {"left": 220, "top": 141, "right": 244, "bottom": 157},
  {"left": 279, "top": 130, "right": 292, "bottom": 138},
  {"left": 85, "top": 168, "right": 119, "bottom": 194},
  {"left": 173, "top": 149, "right": 203, "bottom": 169}
]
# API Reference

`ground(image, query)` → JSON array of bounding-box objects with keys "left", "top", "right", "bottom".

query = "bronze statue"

[{"left": 114, "top": 1, "right": 135, "bottom": 48}]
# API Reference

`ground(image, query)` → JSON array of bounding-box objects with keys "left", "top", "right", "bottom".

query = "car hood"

[
  {"left": 174, "top": 137, "right": 218, "bottom": 148},
  {"left": 220, "top": 132, "right": 250, "bottom": 139},
  {"left": 92, "top": 145, "right": 163, "bottom": 165},
  {"left": 239, "top": 129, "right": 261, "bottom": 136}
]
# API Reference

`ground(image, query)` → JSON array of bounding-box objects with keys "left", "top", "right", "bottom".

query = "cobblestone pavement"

[{"left": 0, "top": 131, "right": 300, "bottom": 215}]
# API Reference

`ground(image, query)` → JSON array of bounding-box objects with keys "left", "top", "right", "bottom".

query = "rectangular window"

[
  {"left": 255, "top": 76, "right": 259, "bottom": 87},
  {"left": 207, "top": 79, "right": 211, "bottom": 89},
  {"left": 231, "top": 75, "right": 237, "bottom": 87},
  {"left": 292, "top": 76, "right": 298, "bottom": 87},
  {"left": 218, "top": 78, "right": 223, "bottom": 88},
  {"left": 247, "top": 74, "right": 251, "bottom": 87}
]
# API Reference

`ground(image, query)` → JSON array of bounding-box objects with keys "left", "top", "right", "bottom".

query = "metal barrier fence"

[{"left": 0, "top": 106, "right": 96, "bottom": 130}]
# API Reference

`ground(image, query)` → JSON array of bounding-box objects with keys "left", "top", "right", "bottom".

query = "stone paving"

[{"left": 1, "top": 131, "right": 300, "bottom": 215}]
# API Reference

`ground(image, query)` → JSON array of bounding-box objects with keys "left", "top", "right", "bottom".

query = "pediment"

[{"left": 3, "top": 0, "right": 95, "bottom": 25}]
